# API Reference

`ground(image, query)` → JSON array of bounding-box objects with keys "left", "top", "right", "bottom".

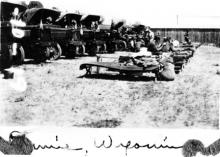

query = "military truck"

[
  {"left": 0, "top": 1, "right": 27, "bottom": 70},
  {"left": 81, "top": 14, "right": 107, "bottom": 56},
  {"left": 56, "top": 13, "right": 87, "bottom": 58},
  {"left": 20, "top": 8, "right": 66, "bottom": 62}
]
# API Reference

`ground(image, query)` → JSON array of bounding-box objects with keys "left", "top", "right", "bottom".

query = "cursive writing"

[
  {"left": 33, "top": 143, "right": 83, "bottom": 151},
  {"left": 2, "top": 131, "right": 219, "bottom": 157},
  {"left": 94, "top": 135, "right": 113, "bottom": 148},
  {"left": 94, "top": 135, "right": 183, "bottom": 155}
]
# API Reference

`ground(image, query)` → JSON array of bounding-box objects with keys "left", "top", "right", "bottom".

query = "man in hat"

[{"left": 147, "top": 35, "right": 163, "bottom": 55}]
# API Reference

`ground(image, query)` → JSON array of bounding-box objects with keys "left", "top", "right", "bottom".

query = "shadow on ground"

[{"left": 78, "top": 73, "right": 158, "bottom": 82}]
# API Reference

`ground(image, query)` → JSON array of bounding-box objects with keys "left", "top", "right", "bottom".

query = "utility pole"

[{"left": 177, "top": 14, "right": 179, "bottom": 26}]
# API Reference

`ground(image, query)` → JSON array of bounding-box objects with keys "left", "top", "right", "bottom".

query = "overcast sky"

[{"left": 9, "top": 0, "right": 220, "bottom": 27}]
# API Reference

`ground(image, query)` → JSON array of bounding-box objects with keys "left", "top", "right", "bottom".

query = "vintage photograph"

[{"left": 0, "top": 0, "right": 219, "bottom": 130}]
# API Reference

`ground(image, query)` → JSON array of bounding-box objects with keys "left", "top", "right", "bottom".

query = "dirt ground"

[{"left": 0, "top": 45, "right": 219, "bottom": 129}]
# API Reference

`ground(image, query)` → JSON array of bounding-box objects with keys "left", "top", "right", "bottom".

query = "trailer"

[{"left": 80, "top": 53, "right": 164, "bottom": 81}]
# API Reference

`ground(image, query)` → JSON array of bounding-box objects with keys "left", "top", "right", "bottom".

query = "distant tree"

[{"left": 28, "top": 1, "right": 44, "bottom": 9}]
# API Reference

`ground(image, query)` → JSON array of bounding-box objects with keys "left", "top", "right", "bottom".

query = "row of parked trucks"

[{"left": 1, "top": 1, "right": 147, "bottom": 70}]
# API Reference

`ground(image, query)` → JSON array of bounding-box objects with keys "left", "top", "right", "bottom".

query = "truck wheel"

[
  {"left": 122, "top": 41, "right": 127, "bottom": 50},
  {"left": 79, "top": 45, "right": 87, "bottom": 56},
  {"left": 101, "top": 43, "right": 107, "bottom": 53},
  {"left": 118, "top": 41, "right": 126, "bottom": 51},
  {"left": 75, "top": 46, "right": 80, "bottom": 56},
  {"left": 49, "top": 43, "right": 62, "bottom": 60},
  {"left": 13, "top": 44, "right": 25, "bottom": 65},
  {"left": 0, "top": 44, "right": 13, "bottom": 70}
]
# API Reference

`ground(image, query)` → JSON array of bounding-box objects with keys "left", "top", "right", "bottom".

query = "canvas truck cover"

[
  {"left": 56, "top": 13, "right": 82, "bottom": 27},
  {"left": 81, "top": 14, "right": 101, "bottom": 28},
  {"left": 22, "top": 8, "right": 60, "bottom": 25},
  {"left": 81, "top": 15, "right": 101, "bottom": 23}
]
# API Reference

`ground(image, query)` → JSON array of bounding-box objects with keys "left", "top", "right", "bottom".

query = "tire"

[
  {"left": 97, "top": 45, "right": 102, "bottom": 53},
  {"left": 0, "top": 44, "right": 13, "bottom": 70},
  {"left": 122, "top": 41, "right": 127, "bottom": 50},
  {"left": 75, "top": 46, "right": 80, "bottom": 56},
  {"left": 118, "top": 41, "right": 126, "bottom": 51},
  {"left": 79, "top": 45, "right": 87, "bottom": 56},
  {"left": 49, "top": 43, "right": 62, "bottom": 61},
  {"left": 13, "top": 44, "right": 25, "bottom": 65},
  {"left": 101, "top": 43, "right": 107, "bottom": 53}
]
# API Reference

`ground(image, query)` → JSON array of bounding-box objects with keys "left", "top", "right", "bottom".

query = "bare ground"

[{"left": 0, "top": 45, "right": 219, "bottom": 129}]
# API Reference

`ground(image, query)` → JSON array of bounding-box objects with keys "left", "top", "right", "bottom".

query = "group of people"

[
  {"left": 146, "top": 29, "right": 195, "bottom": 57},
  {"left": 110, "top": 24, "right": 184, "bottom": 54},
  {"left": 120, "top": 28, "right": 195, "bottom": 81}
]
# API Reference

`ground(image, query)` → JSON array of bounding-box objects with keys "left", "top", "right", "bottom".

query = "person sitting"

[
  {"left": 160, "top": 37, "right": 170, "bottom": 52},
  {"left": 147, "top": 36, "right": 176, "bottom": 81},
  {"left": 164, "top": 37, "right": 180, "bottom": 53},
  {"left": 147, "top": 36, "right": 163, "bottom": 55}
]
